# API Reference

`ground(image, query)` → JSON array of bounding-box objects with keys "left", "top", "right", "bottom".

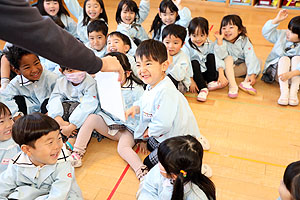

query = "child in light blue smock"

[
  {"left": 0, "top": 46, "right": 58, "bottom": 119},
  {"left": 64, "top": 0, "right": 108, "bottom": 43},
  {"left": 0, "top": 113, "right": 83, "bottom": 200},
  {"left": 183, "top": 17, "right": 219, "bottom": 102},
  {"left": 150, "top": 0, "right": 191, "bottom": 41},
  {"left": 262, "top": 10, "right": 300, "bottom": 106},
  {"left": 47, "top": 66, "right": 100, "bottom": 149},
  {"left": 0, "top": 103, "right": 20, "bottom": 174},
  {"left": 126, "top": 40, "right": 211, "bottom": 175},
  {"left": 115, "top": 0, "right": 150, "bottom": 45},
  {"left": 137, "top": 136, "right": 216, "bottom": 200},
  {"left": 214, "top": 14, "right": 261, "bottom": 99},
  {"left": 162, "top": 24, "right": 192, "bottom": 94},
  {"left": 71, "top": 52, "right": 146, "bottom": 181}
]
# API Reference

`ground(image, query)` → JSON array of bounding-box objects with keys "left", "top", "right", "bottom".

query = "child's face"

[
  {"left": 23, "top": 130, "right": 63, "bottom": 167},
  {"left": 121, "top": 5, "right": 135, "bottom": 25},
  {"left": 136, "top": 55, "right": 169, "bottom": 88},
  {"left": 16, "top": 54, "right": 43, "bottom": 81},
  {"left": 190, "top": 28, "right": 208, "bottom": 47},
  {"left": 107, "top": 35, "right": 130, "bottom": 54},
  {"left": 88, "top": 31, "right": 106, "bottom": 51},
  {"left": 0, "top": 113, "right": 13, "bottom": 141},
  {"left": 85, "top": 0, "right": 102, "bottom": 20},
  {"left": 278, "top": 180, "right": 293, "bottom": 200},
  {"left": 163, "top": 35, "right": 183, "bottom": 56},
  {"left": 221, "top": 23, "right": 241, "bottom": 43},
  {"left": 286, "top": 29, "right": 300, "bottom": 43},
  {"left": 159, "top": 8, "right": 177, "bottom": 25},
  {"left": 43, "top": 0, "right": 59, "bottom": 16}
]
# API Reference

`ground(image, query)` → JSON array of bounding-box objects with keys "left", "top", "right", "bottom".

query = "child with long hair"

[
  {"left": 150, "top": 0, "right": 191, "bottom": 41},
  {"left": 214, "top": 14, "right": 261, "bottom": 98},
  {"left": 64, "top": 0, "right": 108, "bottom": 43},
  {"left": 183, "top": 17, "right": 219, "bottom": 102},
  {"left": 262, "top": 10, "right": 300, "bottom": 106},
  {"left": 137, "top": 135, "right": 216, "bottom": 200},
  {"left": 116, "top": 0, "right": 150, "bottom": 45}
]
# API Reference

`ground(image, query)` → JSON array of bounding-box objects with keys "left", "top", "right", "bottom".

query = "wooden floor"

[{"left": 1, "top": 1, "right": 300, "bottom": 199}]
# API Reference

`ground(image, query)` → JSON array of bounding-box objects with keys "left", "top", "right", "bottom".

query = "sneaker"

[
  {"left": 228, "top": 87, "right": 238, "bottom": 98},
  {"left": 136, "top": 165, "right": 149, "bottom": 181},
  {"left": 197, "top": 88, "right": 208, "bottom": 102},
  {"left": 198, "top": 135, "right": 210, "bottom": 150},
  {"left": 207, "top": 81, "right": 225, "bottom": 91},
  {"left": 239, "top": 82, "right": 257, "bottom": 95},
  {"left": 201, "top": 164, "right": 213, "bottom": 178},
  {"left": 71, "top": 152, "right": 82, "bottom": 168}
]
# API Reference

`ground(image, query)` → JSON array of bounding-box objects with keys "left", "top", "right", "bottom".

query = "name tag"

[{"left": 1, "top": 158, "right": 10, "bottom": 165}]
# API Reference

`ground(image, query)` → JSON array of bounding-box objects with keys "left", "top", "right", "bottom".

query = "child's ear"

[
  {"left": 21, "top": 144, "right": 32, "bottom": 157},
  {"left": 12, "top": 67, "right": 21, "bottom": 75},
  {"left": 162, "top": 60, "right": 169, "bottom": 72},
  {"left": 124, "top": 45, "right": 130, "bottom": 53},
  {"left": 59, "top": 68, "right": 63, "bottom": 74}
]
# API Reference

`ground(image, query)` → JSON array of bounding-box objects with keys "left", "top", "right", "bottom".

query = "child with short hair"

[
  {"left": 137, "top": 135, "right": 216, "bottom": 200},
  {"left": 183, "top": 17, "right": 219, "bottom": 102},
  {"left": 0, "top": 102, "right": 20, "bottom": 173},
  {"left": 262, "top": 10, "right": 300, "bottom": 106},
  {"left": 278, "top": 160, "right": 300, "bottom": 200},
  {"left": 126, "top": 39, "right": 210, "bottom": 172},
  {"left": 214, "top": 14, "right": 261, "bottom": 98},
  {"left": 64, "top": 0, "right": 108, "bottom": 43},
  {"left": 115, "top": 0, "right": 150, "bottom": 45},
  {"left": 47, "top": 66, "right": 99, "bottom": 149},
  {"left": 0, "top": 113, "right": 83, "bottom": 199},
  {"left": 150, "top": 0, "right": 191, "bottom": 41},
  {"left": 85, "top": 19, "right": 108, "bottom": 58},
  {"left": 1, "top": 45, "right": 58, "bottom": 119},
  {"left": 162, "top": 24, "right": 192, "bottom": 94}
]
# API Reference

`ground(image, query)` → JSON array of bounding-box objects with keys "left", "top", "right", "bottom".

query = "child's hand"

[
  {"left": 214, "top": 31, "right": 224, "bottom": 45},
  {"left": 273, "top": 9, "right": 288, "bottom": 24},
  {"left": 172, "top": 0, "right": 182, "bottom": 10},
  {"left": 137, "top": 141, "right": 149, "bottom": 154},
  {"left": 61, "top": 124, "right": 77, "bottom": 137},
  {"left": 189, "top": 78, "right": 199, "bottom": 93},
  {"left": 218, "top": 73, "right": 228, "bottom": 88},
  {"left": 246, "top": 74, "right": 256, "bottom": 85},
  {"left": 143, "top": 129, "right": 149, "bottom": 138},
  {"left": 167, "top": 50, "right": 173, "bottom": 64},
  {"left": 279, "top": 71, "right": 294, "bottom": 82},
  {"left": 125, "top": 106, "right": 140, "bottom": 120}
]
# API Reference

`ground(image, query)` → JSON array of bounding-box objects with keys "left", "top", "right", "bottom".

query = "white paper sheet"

[{"left": 95, "top": 72, "right": 125, "bottom": 122}]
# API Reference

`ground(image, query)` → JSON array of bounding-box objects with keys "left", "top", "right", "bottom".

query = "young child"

[
  {"left": 47, "top": 66, "right": 100, "bottom": 150},
  {"left": 85, "top": 19, "right": 108, "bottom": 58},
  {"left": 137, "top": 135, "right": 216, "bottom": 200},
  {"left": 0, "top": 46, "right": 58, "bottom": 118},
  {"left": 0, "top": 113, "right": 83, "bottom": 199},
  {"left": 277, "top": 161, "right": 300, "bottom": 200},
  {"left": 150, "top": 0, "right": 191, "bottom": 41},
  {"left": 107, "top": 31, "right": 138, "bottom": 74},
  {"left": 35, "top": 0, "right": 78, "bottom": 38},
  {"left": 115, "top": 0, "right": 150, "bottom": 45},
  {"left": 162, "top": 24, "right": 192, "bottom": 94},
  {"left": 126, "top": 39, "right": 210, "bottom": 172},
  {"left": 0, "top": 102, "right": 20, "bottom": 173},
  {"left": 214, "top": 14, "right": 261, "bottom": 98},
  {"left": 71, "top": 52, "right": 146, "bottom": 180},
  {"left": 64, "top": 0, "right": 108, "bottom": 43},
  {"left": 183, "top": 17, "right": 220, "bottom": 102},
  {"left": 262, "top": 10, "right": 300, "bottom": 106}
]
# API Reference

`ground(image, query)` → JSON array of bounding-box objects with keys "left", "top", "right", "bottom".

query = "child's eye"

[
  {"left": 0, "top": 120, "right": 4, "bottom": 124},
  {"left": 136, "top": 64, "right": 140, "bottom": 68},
  {"left": 34, "top": 61, "right": 40, "bottom": 66},
  {"left": 97, "top": 36, "right": 102, "bottom": 39}
]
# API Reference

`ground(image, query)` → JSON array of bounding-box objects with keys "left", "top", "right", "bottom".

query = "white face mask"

[{"left": 64, "top": 71, "right": 86, "bottom": 84}]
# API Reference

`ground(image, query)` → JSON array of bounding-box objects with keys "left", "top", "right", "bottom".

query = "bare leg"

[{"left": 224, "top": 56, "right": 238, "bottom": 97}]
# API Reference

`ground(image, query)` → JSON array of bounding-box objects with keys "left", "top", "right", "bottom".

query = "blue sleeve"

[
  {"left": 243, "top": 38, "right": 261, "bottom": 75},
  {"left": 262, "top": 20, "right": 282, "bottom": 44},
  {"left": 64, "top": 16, "right": 78, "bottom": 38},
  {"left": 168, "top": 60, "right": 188, "bottom": 81},
  {"left": 214, "top": 42, "right": 227, "bottom": 70},
  {"left": 138, "top": 165, "right": 160, "bottom": 200},
  {"left": 0, "top": 82, "right": 21, "bottom": 116},
  {"left": 47, "top": 83, "right": 64, "bottom": 119},
  {"left": 176, "top": 7, "right": 192, "bottom": 28},
  {"left": 138, "top": 0, "right": 150, "bottom": 24},
  {"left": 0, "top": 164, "right": 17, "bottom": 199},
  {"left": 64, "top": 0, "right": 83, "bottom": 20}
]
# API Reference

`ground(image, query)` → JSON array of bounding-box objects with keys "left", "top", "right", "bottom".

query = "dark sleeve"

[{"left": 0, "top": 0, "right": 102, "bottom": 74}]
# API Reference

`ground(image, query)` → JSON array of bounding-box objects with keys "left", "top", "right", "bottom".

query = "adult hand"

[{"left": 101, "top": 56, "right": 125, "bottom": 82}]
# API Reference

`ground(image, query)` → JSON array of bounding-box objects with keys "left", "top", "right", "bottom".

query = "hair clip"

[{"left": 180, "top": 170, "right": 187, "bottom": 177}]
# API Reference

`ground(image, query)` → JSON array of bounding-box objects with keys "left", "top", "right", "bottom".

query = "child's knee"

[{"left": 279, "top": 56, "right": 290, "bottom": 63}]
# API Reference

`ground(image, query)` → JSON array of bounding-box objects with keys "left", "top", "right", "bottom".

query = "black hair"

[
  {"left": 162, "top": 24, "right": 186, "bottom": 43},
  {"left": 135, "top": 39, "right": 168, "bottom": 64},
  {"left": 150, "top": 0, "right": 180, "bottom": 39},
  {"left": 188, "top": 17, "right": 209, "bottom": 52},
  {"left": 116, "top": 0, "right": 140, "bottom": 24},
  {"left": 83, "top": 0, "right": 108, "bottom": 26},
  {"left": 158, "top": 135, "right": 216, "bottom": 200},
  {"left": 35, "top": 0, "right": 70, "bottom": 17},
  {"left": 108, "top": 31, "right": 132, "bottom": 49},
  {"left": 0, "top": 102, "right": 11, "bottom": 118},
  {"left": 87, "top": 19, "right": 109, "bottom": 36},
  {"left": 12, "top": 113, "right": 60, "bottom": 148},
  {"left": 4, "top": 45, "right": 38, "bottom": 70},
  {"left": 105, "top": 52, "right": 144, "bottom": 88},
  {"left": 288, "top": 16, "right": 300, "bottom": 40},
  {"left": 220, "top": 14, "right": 247, "bottom": 41},
  {"left": 283, "top": 161, "right": 300, "bottom": 200}
]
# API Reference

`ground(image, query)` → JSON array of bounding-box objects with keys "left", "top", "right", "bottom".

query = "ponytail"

[
  {"left": 171, "top": 173, "right": 185, "bottom": 200},
  {"left": 150, "top": 14, "right": 163, "bottom": 39}
]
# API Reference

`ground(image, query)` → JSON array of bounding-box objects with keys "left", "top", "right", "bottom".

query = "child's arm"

[
  {"left": 63, "top": 15, "right": 78, "bottom": 38},
  {"left": 63, "top": 0, "right": 83, "bottom": 20},
  {"left": 138, "top": 0, "right": 150, "bottom": 24},
  {"left": 173, "top": 0, "right": 192, "bottom": 28},
  {"left": 0, "top": 164, "right": 18, "bottom": 199},
  {"left": 243, "top": 38, "right": 261, "bottom": 79},
  {"left": 125, "top": 105, "right": 140, "bottom": 120},
  {"left": 47, "top": 80, "right": 65, "bottom": 122},
  {"left": 272, "top": 9, "right": 288, "bottom": 24},
  {"left": 0, "top": 55, "right": 11, "bottom": 91},
  {"left": 1, "top": 81, "right": 22, "bottom": 117},
  {"left": 279, "top": 69, "right": 300, "bottom": 82}
]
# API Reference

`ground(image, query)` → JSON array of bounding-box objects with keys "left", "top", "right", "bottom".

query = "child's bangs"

[
  {"left": 221, "top": 19, "right": 234, "bottom": 28},
  {"left": 123, "top": 2, "right": 137, "bottom": 12},
  {"left": 45, "top": 0, "right": 59, "bottom": 2},
  {"left": 0, "top": 104, "right": 11, "bottom": 118},
  {"left": 160, "top": 1, "right": 177, "bottom": 13}
]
